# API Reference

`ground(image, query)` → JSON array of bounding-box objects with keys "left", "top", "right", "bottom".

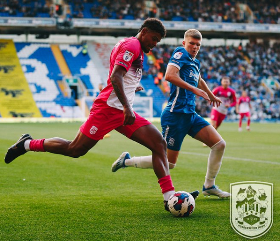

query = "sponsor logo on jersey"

[
  {"left": 230, "top": 181, "right": 273, "bottom": 239},
  {"left": 173, "top": 52, "right": 183, "bottom": 59},
  {"left": 118, "top": 61, "right": 128, "bottom": 67},
  {"left": 90, "top": 125, "right": 98, "bottom": 135},
  {"left": 123, "top": 50, "right": 134, "bottom": 62},
  {"left": 189, "top": 70, "right": 199, "bottom": 82},
  {"left": 171, "top": 59, "right": 180, "bottom": 64}
]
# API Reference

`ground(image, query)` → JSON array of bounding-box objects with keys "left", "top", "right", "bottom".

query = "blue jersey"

[{"left": 165, "top": 47, "right": 200, "bottom": 113}]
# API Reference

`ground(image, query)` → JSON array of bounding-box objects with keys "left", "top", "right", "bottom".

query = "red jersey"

[
  {"left": 95, "top": 37, "right": 143, "bottom": 110},
  {"left": 212, "top": 86, "right": 237, "bottom": 114},
  {"left": 238, "top": 96, "right": 251, "bottom": 113}
]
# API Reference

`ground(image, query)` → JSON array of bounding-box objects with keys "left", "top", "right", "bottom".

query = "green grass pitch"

[{"left": 0, "top": 122, "right": 279, "bottom": 241}]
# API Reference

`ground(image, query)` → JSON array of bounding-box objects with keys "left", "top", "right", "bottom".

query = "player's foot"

[
  {"left": 104, "top": 133, "right": 110, "bottom": 138},
  {"left": 111, "top": 152, "right": 130, "bottom": 172},
  {"left": 4, "top": 134, "right": 33, "bottom": 164},
  {"left": 202, "top": 143, "right": 208, "bottom": 147},
  {"left": 190, "top": 190, "right": 200, "bottom": 200},
  {"left": 246, "top": 126, "right": 250, "bottom": 131},
  {"left": 202, "top": 185, "right": 230, "bottom": 198},
  {"left": 164, "top": 190, "right": 199, "bottom": 212},
  {"left": 238, "top": 127, "right": 242, "bottom": 132}
]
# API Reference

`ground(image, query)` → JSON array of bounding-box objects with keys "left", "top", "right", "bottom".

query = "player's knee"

[
  {"left": 152, "top": 136, "right": 166, "bottom": 152},
  {"left": 158, "top": 137, "right": 167, "bottom": 152},
  {"left": 169, "top": 162, "right": 176, "bottom": 169},
  {"left": 212, "top": 139, "right": 226, "bottom": 151}
]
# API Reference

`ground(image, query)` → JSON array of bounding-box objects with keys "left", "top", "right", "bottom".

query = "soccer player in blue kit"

[{"left": 112, "top": 29, "right": 230, "bottom": 198}]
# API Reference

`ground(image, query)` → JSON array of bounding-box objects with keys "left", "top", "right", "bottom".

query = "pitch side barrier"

[{"left": 1, "top": 17, "right": 280, "bottom": 34}]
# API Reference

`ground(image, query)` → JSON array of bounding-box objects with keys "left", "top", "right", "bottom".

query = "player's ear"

[
  {"left": 182, "top": 40, "right": 185, "bottom": 46},
  {"left": 141, "top": 27, "right": 148, "bottom": 36}
]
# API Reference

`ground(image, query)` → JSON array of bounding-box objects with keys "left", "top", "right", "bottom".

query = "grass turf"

[{"left": 0, "top": 122, "right": 279, "bottom": 241}]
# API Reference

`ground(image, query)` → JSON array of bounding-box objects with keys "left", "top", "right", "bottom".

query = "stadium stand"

[
  {"left": 0, "top": 0, "right": 51, "bottom": 18},
  {"left": 0, "top": 1, "right": 279, "bottom": 120},
  {"left": 60, "top": 44, "right": 96, "bottom": 92},
  {"left": 15, "top": 43, "right": 84, "bottom": 118},
  {"left": 6, "top": 39, "right": 278, "bottom": 120},
  {"left": 1, "top": 0, "right": 279, "bottom": 24}
]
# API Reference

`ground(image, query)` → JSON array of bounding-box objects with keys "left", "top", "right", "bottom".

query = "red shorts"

[
  {"left": 80, "top": 102, "right": 151, "bottom": 140},
  {"left": 210, "top": 109, "right": 226, "bottom": 127},
  {"left": 240, "top": 112, "right": 250, "bottom": 118}
]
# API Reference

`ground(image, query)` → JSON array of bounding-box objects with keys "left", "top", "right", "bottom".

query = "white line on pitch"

[{"left": 180, "top": 151, "right": 280, "bottom": 165}]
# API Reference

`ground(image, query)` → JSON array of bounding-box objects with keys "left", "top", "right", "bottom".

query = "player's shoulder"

[
  {"left": 227, "top": 87, "right": 236, "bottom": 93},
  {"left": 172, "top": 47, "right": 188, "bottom": 59},
  {"left": 214, "top": 86, "right": 223, "bottom": 91},
  {"left": 117, "top": 37, "right": 141, "bottom": 52}
]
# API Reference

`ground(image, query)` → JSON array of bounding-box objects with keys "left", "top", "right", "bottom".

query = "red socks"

[
  {"left": 158, "top": 175, "right": 174, "bottom": 194},
  {"left": 29, "top": 139, "right": 45, "bottom": 152}
]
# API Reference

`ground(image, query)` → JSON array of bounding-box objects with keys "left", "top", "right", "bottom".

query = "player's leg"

[
  {"left": 5, "top": 103, "right": 120, "bottom": 164},
  {"left": 215, "top": 111, "right": 226, "bottom": 130},
  {"left": 129, "top": 124, "right": 176, "bottom": 201},
  {"left": 239, "top": 113, "right": 244, "bottom": 131},
  {"left": 167, "top": 149, "right": 179, "bottom": 169},
  {"left": 246, "top": 112, "right": 251, "bottom": 131},
  {"left": 43, "top": 131, "right": 98, "bottom": 157},
  {"left": 206, "top": 108, "right": 221, "bottom": 147},
  {"left": 190, "top": 116, "right": 230, "bottom": 198},
  {"left": 112, "top": 149, "right": 177, "bottom": 172},
  {"left": 112, "top": 110, "right": 182, "bottom": 172},
  {"left": 130, "top": 124, "right": 169, "bottom": 178},
  {"left": 5, "top": 130, "right": 99, "bottom": 164},
  {"left": 210, "top": 108, "right": 218, "bottom": 129}
]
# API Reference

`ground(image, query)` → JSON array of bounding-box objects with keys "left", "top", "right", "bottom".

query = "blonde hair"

[{"left": 184, "top": 29, "right": 202, "bottom": 40}]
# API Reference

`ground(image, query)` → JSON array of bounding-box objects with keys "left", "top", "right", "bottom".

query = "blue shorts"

[{"left": 161, "top": 110, "right": 210, "bottom": 151}]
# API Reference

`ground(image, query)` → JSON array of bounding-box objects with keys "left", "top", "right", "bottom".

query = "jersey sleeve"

[
  {"left": 237, "top": 97, "right": 241, "bottom": 105},
  {"left": 114, "top": 40, "right": 140, "bottom": 71},
  {"left": 168, "top": 48, "right": 188, "bottom": 70}
]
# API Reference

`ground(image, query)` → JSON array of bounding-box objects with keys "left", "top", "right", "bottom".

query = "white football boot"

[
  {"left": 202, "top": 185, "right": 231, "bottom": 198},
  {"left": 111, "top": 152, "right": 131, "bottom": 172}
]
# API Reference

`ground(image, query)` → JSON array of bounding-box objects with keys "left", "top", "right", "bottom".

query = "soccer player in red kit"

[
  {"left": 236, "top": 90, "right": 251, "bottom": 131},
  {"left": 4, "top": 18, "right": 182, "bottom": 209},
  {"left": 210, "top": 76, "right": 237, "bottom": 129}
]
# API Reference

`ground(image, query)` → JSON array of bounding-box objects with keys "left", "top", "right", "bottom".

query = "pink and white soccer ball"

[{"left": 167, "top": 191, "right": 195, "bottom": 217}]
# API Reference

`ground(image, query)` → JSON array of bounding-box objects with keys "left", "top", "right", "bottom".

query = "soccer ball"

[{"left": 167, "top": 191, "right": 195, "bottom": 217}]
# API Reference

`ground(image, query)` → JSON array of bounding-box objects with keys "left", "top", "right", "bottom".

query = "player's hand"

[
  {"left": 193, "top": 88, "right": 210, "bottom": 101},
  {"left": 209, "top": 96, "right": 222, "bottom": 107},
  {"left": 123, "top": 106, "right": 135, "bottom": 125},
  {"left": 135, "top": 86, "right": 143, "bottom": 92}
]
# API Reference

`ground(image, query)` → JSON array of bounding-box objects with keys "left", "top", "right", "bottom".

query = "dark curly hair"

[{"left": 138, "top": 18, "right": 166, "bottom": 38}]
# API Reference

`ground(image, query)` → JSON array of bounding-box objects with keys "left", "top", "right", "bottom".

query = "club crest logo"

[
  {"left": 90, "top": 125, "right": 98, "bottom": 135},
  {"left": 173, "top": 52, "right": 183, "bottom": 59},
  {"left": 123, "top": 50, "right": 134, "bottom": 62},
  {"left": 230, "top": 181, "right": 273, "bottom": 239},
  {"left": 168, "top": 137, "right": 175, "bottom": 147}
]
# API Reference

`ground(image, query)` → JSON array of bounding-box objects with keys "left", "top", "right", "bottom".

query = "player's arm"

[
  {"left": 165, "top": 65, "right": 210, "bottom": 101},
  {"left": 236, "top": 99, "right": 240, "bottom": 113},
  {"left": 198, "top": 75, "right": 222, "bottom": 107},
  {"left": 230, "top": 90, "right": 237, "bottom": 107},
  {"left": 110, "top": 65, "right": 135, "bottom": 125}
]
